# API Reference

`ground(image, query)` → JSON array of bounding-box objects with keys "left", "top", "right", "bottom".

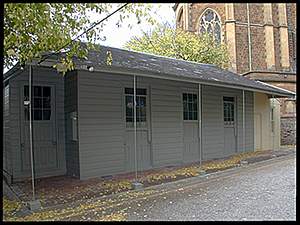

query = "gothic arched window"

[{"left": 199, "top": 9, "right": 222, "bottom": 44}]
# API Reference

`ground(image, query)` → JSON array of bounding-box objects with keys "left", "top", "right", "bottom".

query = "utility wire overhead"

[{"left": 37, "top": 3, "right": 130, "bottom": 65}]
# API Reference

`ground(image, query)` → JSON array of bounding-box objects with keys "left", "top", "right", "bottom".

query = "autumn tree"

[
  {"left": 4, "top": 3, "right": 155, "bottom": 72},
  {"left": 125, "top": 23, "right": 230, "bottom": 69}
]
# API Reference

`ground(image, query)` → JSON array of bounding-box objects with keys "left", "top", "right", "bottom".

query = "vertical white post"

[
  {"left": 29, "top": 65, "right": 35, "bottom": 200},
  {"left": 133, "top": 75, "right": 137, "bottom": 181},
  {"left": 242, "top": 90, "right": 245, "bottom": 152},
  {"left": 272, "top": 95, "right": 275, "bottom": 151},
  {"left": 198, "top": 84, "right": 202, "bottom": 165}
]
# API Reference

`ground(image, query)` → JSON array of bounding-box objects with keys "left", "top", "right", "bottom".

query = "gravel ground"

[{"left": 125, "top": 155, "right": 296, "bottom": 221}]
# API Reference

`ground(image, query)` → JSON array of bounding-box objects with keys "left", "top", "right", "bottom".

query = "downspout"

[
  {"left": 242, "top": 90, "right": 245, "bottom": 152},
  {"left": 29, "top": 65, "right": 36, "bottom": 201},
  {"left": 271, "top": 95, "right": 275, "bottom": 151},
  {"left": 246, "top": 3, "right": 252, "bottom": 71},
  {"left": 133, "top": 75, "right": 138, "bottom": 181},
  {"left": 198, "top": 84, "right": 202, "bottom": 165}
]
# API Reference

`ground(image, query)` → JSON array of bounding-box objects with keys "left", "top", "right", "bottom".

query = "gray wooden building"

[{"left": 3, "top": 46, "right": 294, "bottom": 182}]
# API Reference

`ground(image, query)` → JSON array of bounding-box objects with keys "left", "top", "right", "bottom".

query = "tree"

[
  {"left": 124, "top": 23, "right": 230, "bottom": 69},
  {"left": 4, "top": 3, "right": 155, "bottom": 72}
]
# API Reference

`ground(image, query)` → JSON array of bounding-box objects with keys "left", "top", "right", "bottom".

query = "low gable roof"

[{"left": 4, "top": 45, "right": 295, "bottom": 98}]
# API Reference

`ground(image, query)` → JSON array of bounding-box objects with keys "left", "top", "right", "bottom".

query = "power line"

[{"left": 37, "top": 3, "right": 129, "bottom": 65}]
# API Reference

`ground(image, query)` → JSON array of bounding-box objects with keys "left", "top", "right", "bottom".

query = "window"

[
  {"left": 223, "top": 97, "right": 234, "bottom": 125},
  {"left": 125, "top": 88, "right": 147, "bottom": 128},
  {"left": 199, "top": 9, "right": 222, "bottom": 44},
  {"left": 183, "top": 93, "right": 198, "bottom": 120},
  {"left": 24, "top": 85, "right": 51, "bottom": 121}
]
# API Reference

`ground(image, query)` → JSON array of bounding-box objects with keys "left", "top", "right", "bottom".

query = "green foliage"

[
  {"left": 4, "top": 3, "right": 155, "bottom": 73},
  {"left": 125, "top": 23, "right": 230, "bottom": 69}
]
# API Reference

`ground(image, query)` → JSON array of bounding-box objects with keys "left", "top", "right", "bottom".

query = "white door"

[
  {"left": 124, "top": 88, "right": 151, "bottom": 172},
  {"left": 182, "top": 93, "right": 200, "bottom": 163},
  {"left": 223, "top": 96, "right": 237, "bottom": 156}
]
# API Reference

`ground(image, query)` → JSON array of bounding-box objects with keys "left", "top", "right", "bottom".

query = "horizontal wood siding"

[
  {"left": 78, "top": 71, "right": 125, "bottom": 179},
  {"left": 64, "top": 71, "right": 80, "bottom": 177},
  {"left": 202, "top": 85, "right": 254, "bottom": 160},
  {"left": 151, "top": 79, "right": 188, "bottom": 167},
  {"left": 9, "top": 66, "right": 66, "bottom": 180},
  {"left": 202, "top": 85, "right": 225, "bottom": 159},
  {"left": 3, "top": 84, "right": 11, "bottom": 176},
  {"left": 77, "top": 71, "right": 254, "bottom": 179}
]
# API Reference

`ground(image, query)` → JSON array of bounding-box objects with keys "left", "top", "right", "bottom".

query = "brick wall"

[
  {"left": 251, "top": 26, "right": 267, "bottom": 70},
  {"left": 234, "top": 4, "right": 247, "bottom": 23},
  {"left": 286, "top": 3, "right": 296, "bottom": 71},
  {"left": 235, "top": 25, "right": 249, "bottom": 74},
  {"left": 249, "top": 4, "right": 264, "bottom": 24},
  {"left": 281, "top": 117, "right": 296, "bottom": 145}
]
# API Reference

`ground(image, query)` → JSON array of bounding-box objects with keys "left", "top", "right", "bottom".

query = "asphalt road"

[{"left": 123, "top": 155, "right": 296, "bottom": 221}]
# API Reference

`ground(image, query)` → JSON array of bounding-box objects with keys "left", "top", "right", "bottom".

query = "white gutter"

[{"left": 256, "top": 81, "right": 296, "bottom": 96}]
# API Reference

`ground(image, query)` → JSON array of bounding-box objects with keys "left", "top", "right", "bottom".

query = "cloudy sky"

[{"left": 93, "top": 3, "right": 175, "bottom": 48}]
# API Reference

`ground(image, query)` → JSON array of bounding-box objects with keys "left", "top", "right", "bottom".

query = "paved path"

[{"left": 123, "top": 155, "right": 296, "bottom": 221}]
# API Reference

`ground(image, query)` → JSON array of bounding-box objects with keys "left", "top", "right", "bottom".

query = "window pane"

[
  {"left": 34, "top": 86, "right": 42, "bottom": 97},
  {"left": 193, "top": 111, "right": 198, "bottom": 120},
  {"left": 24, "top": 86, "right": 29, "bottom": 99},
  {"left": 43, "top": 97, "right": 51, "bottom": 108},
  {"left": 224, "top": 97, "right": 234, "bottom": 102},
  {"left": 126, "top": 96, "right": 133, "bottom": 121},
  {"left": 125, "top": 88, "right": 146, "bottom": 95},
  {"left": 34, "top": 109, "right": 42, "bottom": 120},
  {"left": 183, "top": 101, "right": 187, "bottom": 112},
  {"left": 189, "top": 111, "right": 193, "bottom": 120},
  {"left": 183, "top": 93, "right": 198, "bottom": 120},
  {"left": 125, "top": 88, "right": 133, "bottom": 95},
  {"left": 184, "top": 112, "right": 188, "bottom": 120},
  {"left": 43, "top": 87, "right": 51, "bottom": 98},
  {"left": 188, "top": 102, "right": 193, "bottom": 113},
  {"left": 43, "top": 110, "right": 51, "bottom": 120},
  {"left": 33, "top": 97, "right": 42, "bottom": 108},
  {"left": 137, "top": 89, "right": 146, "bottom": 95}
]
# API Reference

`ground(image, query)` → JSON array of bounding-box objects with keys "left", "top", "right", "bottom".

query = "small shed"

[{"left": 3, "top": 45, "right": 294, "bottom": 182}]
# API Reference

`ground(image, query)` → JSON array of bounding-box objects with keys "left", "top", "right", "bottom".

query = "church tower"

[{"left": 174, "top": 3, "right": 296, "bottom": 145}]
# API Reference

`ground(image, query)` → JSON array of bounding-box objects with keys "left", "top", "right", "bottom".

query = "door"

[
  {"left": 223, "top": 96, "right": 237, "bottom": 156},
  {"left": 20, "top": 85, "right": 58, "bottom": 174},
  {"left": 182, "top": 93, "right": 200, "bottom": 163},
  {"left": 124, "top": 88, "right": 151, "bottom": 172},
  {"left": 254, "top": 113, "right": 262, "bottom": 151}
]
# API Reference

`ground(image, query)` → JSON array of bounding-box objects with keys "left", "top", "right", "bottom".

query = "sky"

[{"left": 90, "top": 3, "right": 175, "bottom": 48}]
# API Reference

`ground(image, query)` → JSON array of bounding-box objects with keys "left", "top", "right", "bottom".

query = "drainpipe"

[
  {"left": 133, "top": 75, "right": 138, "bottom": 181},
  {"left": 271, "top": 95, "right": 275, "bottom": 151},
  {"left": 198, "top": 84, "right": 202, "bottom": 165},
  {"left": 246, "top": 3, "right": 252, "bottom": 71},
  {"left": 29, "top": 65, "right": 36, "bottom": 201},
  {"left": 242, "top": 90, "right": 245, "bottom": 152}
]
